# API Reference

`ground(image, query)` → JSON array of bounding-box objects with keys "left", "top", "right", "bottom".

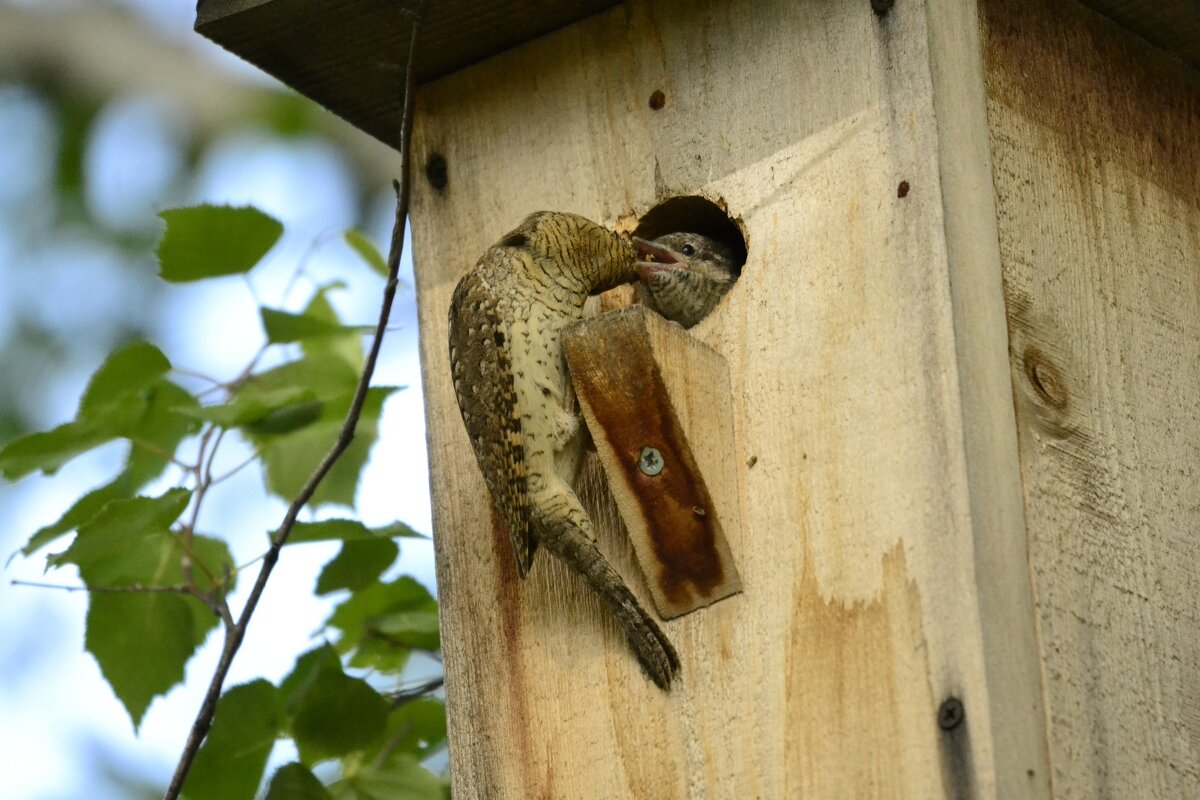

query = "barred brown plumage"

[{"left": 448, "top": 210, "right": 680, "bottom": 690}]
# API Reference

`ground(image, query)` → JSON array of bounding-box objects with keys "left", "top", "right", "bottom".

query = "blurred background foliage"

[{"left": 0, "top": 1, "right": 440, "bottom": 797}]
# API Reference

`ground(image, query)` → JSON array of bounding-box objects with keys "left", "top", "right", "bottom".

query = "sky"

[{"left": 0, "top": 2, "right": 438, "bottom": 797}]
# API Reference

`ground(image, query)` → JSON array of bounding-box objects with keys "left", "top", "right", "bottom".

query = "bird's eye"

[{"left": 681, "top": 244, "right": 696, "bottom": 257}]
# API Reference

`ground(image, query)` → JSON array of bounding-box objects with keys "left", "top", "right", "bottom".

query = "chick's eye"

[{"left": 681, "top": 244, "right": 695, "bottom": 257}]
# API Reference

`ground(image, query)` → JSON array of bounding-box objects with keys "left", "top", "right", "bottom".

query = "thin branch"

[
  {"left": 209, "top": 452, "right": 257, "bottom": 486},
  {"left": 170, "top": 366, "right": 225, "bottom": 387},
  {"left": 12, "top": 579, "right": 196, "bottom": 596},
  {"left": 127, "top": 437, "right": 195, "bottom": 472},
  {"left": 385, "top": 675, "right": 444, "bottom": 708},
  {"left": 163, "top": 7, "right": 426, "bottom": 797}
]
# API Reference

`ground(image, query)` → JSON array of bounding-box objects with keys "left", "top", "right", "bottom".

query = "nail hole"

[
  {"left": 425, "top": 153, "right": 448, "bottom": 190},
  {"left": 649, "top": 89, "right": 666, "bottom": 110},
  {"left": 897, "top": 180, "right": 910, "bottom": 198},
  {"left": 871, "top": 0, "right": 895, "bottom": 15}
]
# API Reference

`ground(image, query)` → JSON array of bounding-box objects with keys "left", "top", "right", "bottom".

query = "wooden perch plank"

[{"left": 562, "top": 306, "right": 742, "bottom": 619}]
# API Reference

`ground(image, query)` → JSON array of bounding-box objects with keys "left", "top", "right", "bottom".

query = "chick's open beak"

[{"left": 632, "top": 237, "right": 683, "bottom": 283}]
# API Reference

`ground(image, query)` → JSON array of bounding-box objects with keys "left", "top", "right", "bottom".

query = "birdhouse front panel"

[{"left": 408, "top": 1, "right": 1027, "bottom": 796}]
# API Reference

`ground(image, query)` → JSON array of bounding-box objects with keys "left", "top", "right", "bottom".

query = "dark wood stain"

[
  {"left": 936, "top": 692, "right": 979, "bottom": 800},
  {"left": 563, "top": 310, "right": 728, "bottom": 608}
]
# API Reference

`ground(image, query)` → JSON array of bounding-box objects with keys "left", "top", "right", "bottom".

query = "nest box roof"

[
  {"left": 195, "top": 0, "right": 1199, "bottom": 153},
  {"left": 194, "top": 0, "right": 622, "bottom": 150}
]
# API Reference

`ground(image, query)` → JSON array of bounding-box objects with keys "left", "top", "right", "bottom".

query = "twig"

[
  {"left": 209, "top": 452, "right": 257, "bottom": 486},
  {"left": 12, "top": 579, "right": 196, "bottom": 596},
  {"left": 127, "top": 437, "right": 194, "bottom": 471},
  {"left": 163, "top": 8, "right": 426, "bottom": 798},
  {"left": 385, "top": 675, "right": 445, "bottom": 708}
]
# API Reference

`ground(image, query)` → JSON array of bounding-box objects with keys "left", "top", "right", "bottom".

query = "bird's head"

[{"left": 632, "top": 232, "right": 740, "bottom": 328}]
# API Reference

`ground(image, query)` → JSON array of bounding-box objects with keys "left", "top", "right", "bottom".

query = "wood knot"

[{"left": 1023, "top": 347, "right": 1068, "bottom": 411}]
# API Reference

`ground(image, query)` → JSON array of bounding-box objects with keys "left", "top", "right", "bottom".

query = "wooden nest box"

[{"left": 197, "top": 1, "right": 1200, "bottom": 797}]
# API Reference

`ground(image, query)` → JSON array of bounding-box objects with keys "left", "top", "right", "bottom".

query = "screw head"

[
  {"left": 937, "top": 697, "right": 965, "bottom": 731},
  {"left": 638, "top": 446, "right": 664, "bottom": 476}
]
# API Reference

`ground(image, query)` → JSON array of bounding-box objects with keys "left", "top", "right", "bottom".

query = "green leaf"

[
  {"left": 232, "top": 354, "right": 391, "bottom": 506},
  {"left": 54, "top": 490, "right": 233, "bottom": 728},
  {"left": 184, "top": 680, "right": 281, "bottom": 800},
  {"left": 79, "top": 341, "right": 171, "bottom": 416},
  {"left": 86, "top": 591, "right": 196, "bottom": 729},
  {"left": 0, "top": 417, "right": 119, "bottom": 480},
  {"left": 241, "top": 353, "right": 360, "bottom": 401},
  {"left": 331, "top": 753, "right": 447, "bottom": 800},
  {"left": 287, "top": 518, "right": 424, "bottom": 544},
  {"left": 343, "top": 229, "right": 389, "bottom": 278},
  {"left": 19, "top": 375, "right": 199, "bottom": 555},
  {"left": 123, "top": 380, "right": 201, "bottom": 486},
  {"left": 175, "top": 386, "right": 315, "bottom": 428},
  {"left": 287, "top": 654, "right": 388, "bottom": 761},
  {"left": 261, "top": 307, "right": 363, "bottom": 343},
  {"left": 316, "top": 539, "right": 399, "bottom": 595},
  {"left": 20, "top": 475, "right": 134, "bottom": 557},
  {"left": 251, "top": 387, "right": 395, "bottom": 508},
  {"left": 0, "top": 342, "right": 192, "bottom": 481},
  {"left": 383, "top": 697, "right": 447, "bottom": 760},
  {"left": 52, "top": 489, "right": 192, "bottom": 582},
  {"left": 243, "top": 400, "right": 325, "bottom": 436},
  {"left": 370, "top": 608, "right": 441, "bottom": 651},
  {"left": 299, "top": 287, "right": 364, "bottom": 371},
  {"left": 279, "top": 645, "right": 343, "bottom": 713},
  {"left": 326, "top": 577, "right": 438, "bottom": 671},
  {"left": 156, "top": 205, "right": 283, "bottom": 282},
  {"left": 265, "top": 763, "right": 333, "bottom": 800}
]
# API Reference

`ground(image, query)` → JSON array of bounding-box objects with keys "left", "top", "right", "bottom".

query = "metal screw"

[
  {"left": 638, "top": 446, "right": 664, "bottom": 476},
  {"left": 937, "top": 697, "right": 965, "bottom": 731}
]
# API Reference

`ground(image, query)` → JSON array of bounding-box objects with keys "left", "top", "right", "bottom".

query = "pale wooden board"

[
  {"left": 564, "top": 307, "right": 743, "bottom": 619},
  {"left": 981, "top": 0, "right": 1200, "bottom": 796},
  {"left": 408, "top": 0, "right": 1045, "bottom": 796}
]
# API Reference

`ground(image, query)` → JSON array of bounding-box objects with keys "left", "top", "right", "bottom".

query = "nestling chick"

[
  {"left": 633, "top": 232, "right": 740, "bottom": 328},
  {"left": 448, "top": 211, "right": 680, "bottom": 690}
]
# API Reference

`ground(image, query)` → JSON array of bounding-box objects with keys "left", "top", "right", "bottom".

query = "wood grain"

[
  {"left": 981, "top": 0, "right": 1200, "bottom": 796},
  {"left": 409, "top": 0, "right": 1047, "bottom": 796},
  {"left": 563, "top": 306, "right": 743, "bottom": 619}
]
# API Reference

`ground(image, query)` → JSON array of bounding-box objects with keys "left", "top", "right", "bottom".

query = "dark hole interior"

[{"left": 633, "top": 196, "right": 748, "bottom": 276}]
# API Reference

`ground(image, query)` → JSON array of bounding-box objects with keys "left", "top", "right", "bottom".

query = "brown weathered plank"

[
  {"left": 562, "top": 306, "right": 743, "bottom": 619},
  {"left": 194, "top": 0, "right": 621, "bottom": 149},
  {"left": 981, "top": 0, "right": 1200, "bottom": 796},
  {"left": 409, "top": 0, "right": 1048, "bottom": 796}
]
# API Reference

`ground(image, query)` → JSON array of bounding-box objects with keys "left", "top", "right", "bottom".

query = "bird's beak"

[{"left": 632, "top": 237, "right": 682, "bottom": 283}]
